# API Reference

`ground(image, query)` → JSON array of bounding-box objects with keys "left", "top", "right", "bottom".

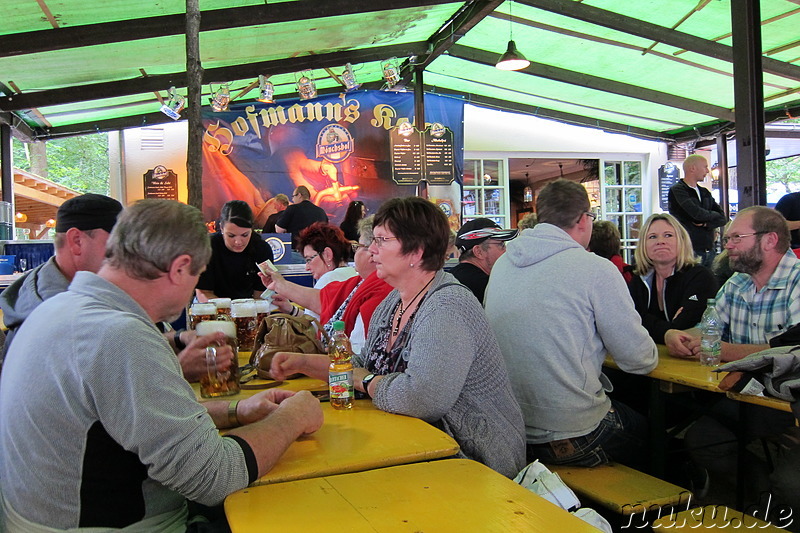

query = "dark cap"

[
  {"left": 456, "top": 217, "right": 518, "bottom": 253},
  {"left": 56, "top": 194, "right": 123, "bottom": 233}
]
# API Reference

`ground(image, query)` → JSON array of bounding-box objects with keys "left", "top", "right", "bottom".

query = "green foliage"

[
  {"left": 766, "top": 156, "right": 800, "bottom": 194},
  {"left": 11, "top": 134, "right": 110, "bottom": 194}
]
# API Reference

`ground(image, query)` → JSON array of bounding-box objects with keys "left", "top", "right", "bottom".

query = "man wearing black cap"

[
  {"left": 451, "top": 218, "right": 518, "bottom": 303},
  {"left": 0, "top": 194, "right": 123, "bottom": 359}
]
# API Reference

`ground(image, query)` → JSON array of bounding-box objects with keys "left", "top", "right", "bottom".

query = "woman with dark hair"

[
  {"left": 196, "top": 200, "right": 273, "bottom": 300},
  {"left": 339, "top": 200, "right": 366, "bottom": 242},
  {"left": 589, "top": 220, "right": 632, "bottom": 284},
  {"left": 269, "top": 197, "right": 526, "bottom": 478},
  {"left": 298, "top": 222, "right": 356, "bottom": 290}
]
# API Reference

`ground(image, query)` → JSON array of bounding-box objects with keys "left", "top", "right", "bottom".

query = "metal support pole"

[
  {"left": 0, "top": 124, "right": 12, "bottom": 205},
  {"left": 414, "top": 68, "right": 428, "bottom": 199},
  {"left": 731, "top": 0, "right": 766, "bottom": 208},
  {"left": 716, "top": 134, "right": 730, "bottom": 218}
]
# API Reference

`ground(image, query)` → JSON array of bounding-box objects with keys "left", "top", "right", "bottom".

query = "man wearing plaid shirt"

[
  {"left": 664, "top": 206, "right": 799, "bottom": 505},
  {"left": 665, "top": 206, "right": 800, "bottom": 361}
]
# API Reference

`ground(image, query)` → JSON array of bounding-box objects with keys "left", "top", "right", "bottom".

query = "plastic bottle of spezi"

[
  {"left": 328, "top": 321, "right": 354, "bottom": 410},
  {"left": 700, "top": 299, "right": 722, "bottom": 367}
]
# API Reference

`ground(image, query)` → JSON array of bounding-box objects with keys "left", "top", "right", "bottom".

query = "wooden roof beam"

[
  {"left": 448, "top": 44, "right": 736, "bottom": 121},
  {"left": 0, "top": 42, "right": 428, "bottom": 112},
  {"left": 399, "top": 0, "right": 504, "bottom": 85},
  {"left": 0, "top": 0, "right": 456, "bottom": 58},
  {"left": 518, "top": 0, "right": 800, "bottom": 82}
]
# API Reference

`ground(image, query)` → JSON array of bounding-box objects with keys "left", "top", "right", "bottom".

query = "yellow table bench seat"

[{"left": 548, "top": 463, "right": 691, "bottom": 515}]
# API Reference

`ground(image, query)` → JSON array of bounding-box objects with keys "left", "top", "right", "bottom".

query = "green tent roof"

[{"left": 1, "top": 0, "right": 799, "bottom": 142}]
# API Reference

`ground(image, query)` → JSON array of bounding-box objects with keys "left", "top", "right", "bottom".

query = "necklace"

[{"left": 393, "top": 275, "right": 435, "bottom": 336}]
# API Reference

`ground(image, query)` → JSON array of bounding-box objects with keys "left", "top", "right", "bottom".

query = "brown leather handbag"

[{"left": 249, "top": 313, "right": 328, "bottom": 379}]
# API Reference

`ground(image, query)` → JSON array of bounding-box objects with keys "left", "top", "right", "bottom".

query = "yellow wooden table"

[
  {"left": 605, "top": 344, "right": 725, "bottom": 392},
  {"left": 225, "top": 459, "right": 599, "bottom": 533},
  {"left": 605, "top": 345, "right": 726, "bottom": 478},
  {"left": 250, "top": 399, "right": 459, "bottom": 486},
  {"left": 726, "top": 391, "right": 793, "bottom": 413}
]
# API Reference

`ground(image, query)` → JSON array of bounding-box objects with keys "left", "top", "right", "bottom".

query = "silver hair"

[
  {"left": 105, "top": 199, "right": 212, "bottom": 280},
  {"left": 357, "top": 215, "right": 375, "bottom": 243}
]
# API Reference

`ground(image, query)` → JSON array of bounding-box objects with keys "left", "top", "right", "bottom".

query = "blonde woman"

[{"left": 628, "top": 213, "right": 719, "bottom": 343}]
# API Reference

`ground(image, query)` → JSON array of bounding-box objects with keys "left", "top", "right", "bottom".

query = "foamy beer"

[
  {"left": 254, "top": 299, "right": 274, "bottom": 326},
  {"left": 208, "top": 297, "right": 232, "bottom": 319},
  {"left": 189, "top": 303, "right": 217, "bottom": 330},
  {"left": 231, "top": 300, "right": 258, "bottom": 352},
  {"left": 196, "top": 320, "right": 240, "bottom": 398}
]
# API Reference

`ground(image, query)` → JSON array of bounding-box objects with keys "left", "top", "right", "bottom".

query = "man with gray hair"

[
  {"left": 485, "top": 179, "right": 657, "bottom": 469},
  {"left": 0, "top": 199, "right": 322, "bottom": 531}
]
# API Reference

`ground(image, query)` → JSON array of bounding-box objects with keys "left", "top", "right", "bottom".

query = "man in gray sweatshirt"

[{"left": 485, "top": 179, "right": 657, "bottom": 469}]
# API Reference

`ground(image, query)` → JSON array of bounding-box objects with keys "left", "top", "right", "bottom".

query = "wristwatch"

[{"left": 361, "top": 373, "right": 376, "bottom": 397}]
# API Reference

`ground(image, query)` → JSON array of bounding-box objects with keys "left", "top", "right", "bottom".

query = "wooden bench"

[
  {"left": 548, "top": 463, "right": 691, "bottom": 515},
  {"left": 651, "top": 505, "right": 788, "bottom": 531}
]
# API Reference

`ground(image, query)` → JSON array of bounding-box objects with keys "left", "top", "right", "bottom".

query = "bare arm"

[
  {"left": 787, "top": 220, "right": 800, "bottom": 231},
  {"left": 258, "top": 272, "right": 321, "bottom": 313},
  {"left": 275, "top": 225, "right": 287, "bottom": 234},
  {"left": 197, "top": 289, "right": 217, "bottom": 300},
  {"left": 269, "top": 352, "right": 330, "bottom": 381},
  {"left": 720, "top": 341, "right": 770, "bottom": 362}
]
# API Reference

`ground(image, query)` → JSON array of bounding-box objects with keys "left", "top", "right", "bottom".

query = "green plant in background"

[
  {"left": 12, "top": 133, "right": 110, "bottom": 195},
  {"left": 766, "top": 156, "right": 800, "bottom": 194}
]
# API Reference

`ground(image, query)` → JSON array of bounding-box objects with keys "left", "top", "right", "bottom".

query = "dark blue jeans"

[{"left": 526, "top": 400, "right": 647, "bottom": 470}]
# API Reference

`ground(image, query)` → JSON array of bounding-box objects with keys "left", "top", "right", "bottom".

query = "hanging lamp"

[{"left": 496, "top": 2, "right": 530, "bottom": 71}]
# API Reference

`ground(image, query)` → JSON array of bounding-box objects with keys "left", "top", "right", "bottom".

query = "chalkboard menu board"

[
  {"left": 390, "top": 122, "right": 455, "bottom": 185},
  {"left": 658, "top": 162, "right": 681, "bottom": 210},
  {"left": 144, "top": 165, "right": 178, "bottom": 200}
]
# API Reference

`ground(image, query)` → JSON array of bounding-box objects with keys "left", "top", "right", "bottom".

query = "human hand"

[
  {"left": 270, "top": 352, "right": 307, "bottom": 381},
  {"left": 178, "top": 331, "right": 234, "bottom": 382},
  {"left": 238, "top": 389, "right": 298, "bottom": 424},
  {"left": 277, "top": 390, "right": 324, "bottom": 435},
  {"left": 195, "top": 289, "right": 210, "bottom": 303},
  {"left": 664, "top": 329, "right": 698, "bottom": 359},
  {"left": 269, "top": 293, "right": 294, "bottom": 313}
]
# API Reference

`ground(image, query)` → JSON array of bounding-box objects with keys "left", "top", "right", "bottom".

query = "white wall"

[{"left": 118, "top": 122, "right": 189, "bottom": 205}]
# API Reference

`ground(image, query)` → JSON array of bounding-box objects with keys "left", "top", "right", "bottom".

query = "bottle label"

[{"left": 329, "top": 370, "right": 353, "bottom": 399}]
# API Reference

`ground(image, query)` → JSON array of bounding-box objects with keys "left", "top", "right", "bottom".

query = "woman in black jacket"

[{"left": 628, "top": 213, "right": 719, "bottom": 344}]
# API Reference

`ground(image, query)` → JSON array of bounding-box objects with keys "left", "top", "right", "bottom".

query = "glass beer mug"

[{"left": 196, "top": 320, "right": 240, "bottom": 398}]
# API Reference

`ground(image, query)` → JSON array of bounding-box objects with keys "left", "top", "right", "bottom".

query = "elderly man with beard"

[
  {"left": 664, "top": 206, "right": 800, "bottom": 508},
  {"left": 665, "top": 206, "right": 800, "bottom": 361}
]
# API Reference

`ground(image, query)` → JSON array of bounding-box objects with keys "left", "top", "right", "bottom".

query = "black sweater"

[{"left": 628, "top": 264, "right": 719, "bottom": 344}]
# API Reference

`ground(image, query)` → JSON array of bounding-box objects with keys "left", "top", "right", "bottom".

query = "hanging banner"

[{"left": 201, "top": 90, "right": 464, "bottom": 229}]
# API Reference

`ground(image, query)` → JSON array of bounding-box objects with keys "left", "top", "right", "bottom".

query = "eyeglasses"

[
  {"left": 485, "top": 240, "right": 506, "bottom": 250},
  {"left": 292, "top": 192, "right": 301, "bottom": 198},
  {"left": 351, "top": 242, "right": 368, "bottom": 252},
  {"left": 585, "top": 212, "right": 597, "bottom": 221},
  {"left": 722, "top": 232, "right": 767, "bottom": 246},
  {"left": 371, "top": 236, "right": 399, "bottom": 248},
  {"left": 303, "top": 253, "right": 319, "bottom": 264}
]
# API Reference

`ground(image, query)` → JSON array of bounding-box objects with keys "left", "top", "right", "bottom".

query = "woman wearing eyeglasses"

[
  {"left": 260, "top": 216, "right": 391, "bottom": 353},
  {"left": 297, "top": 222, "right": 355, "bottom": 292},
  {"left": 269, "top": 197, "right": 526, "bottom": 478},
  {"left": 196, "top": 200, "right": 274, "bottom": 300},
  {"left": 628, "top": 213, "right": 718, "bottom": 344}
]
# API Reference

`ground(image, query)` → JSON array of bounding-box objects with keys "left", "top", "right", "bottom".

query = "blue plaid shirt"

[{"left": 715, "top": 250, "right": 800, "bottom": 344}]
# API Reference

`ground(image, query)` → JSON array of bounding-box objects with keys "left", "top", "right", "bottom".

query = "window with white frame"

[{"left": 462, "top": 159, "right": 508, "bottom": 227}]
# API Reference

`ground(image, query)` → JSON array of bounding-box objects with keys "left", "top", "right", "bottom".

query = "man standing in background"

[
  {"left": 276, "top": 186, "right": 328, "bottom": 250},
  {"left": 262, "top": 193, "right": 290, "bottom": 233},
  {"left": 668, "top": 154, "right": 728, "bottom": 267}
]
